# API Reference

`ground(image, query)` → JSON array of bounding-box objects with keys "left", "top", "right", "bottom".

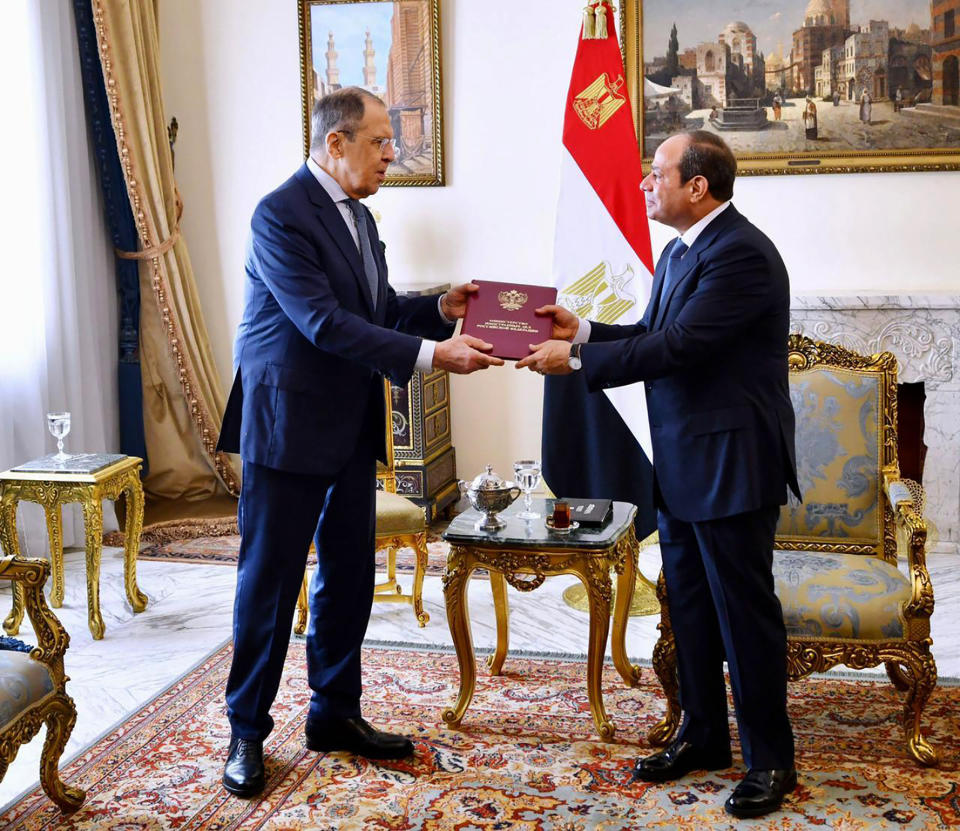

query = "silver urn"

[{"left": 459, "top": 465, "right": 521, "bottom": 532}]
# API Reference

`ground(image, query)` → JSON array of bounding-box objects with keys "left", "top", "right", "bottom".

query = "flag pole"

[{"left": 555, "top": 0, "right": 660, "bottom": 617}]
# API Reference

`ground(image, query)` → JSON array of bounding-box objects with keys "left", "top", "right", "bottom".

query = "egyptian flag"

[{"left": 541, "top": 0, "right": 657, "bottom": 538}]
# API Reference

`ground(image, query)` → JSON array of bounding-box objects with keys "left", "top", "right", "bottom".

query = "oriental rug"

[
  {"left": 138, "top": 532, "right": 452, "bottom": 576},
  {"left": 2, "top": 642, "right": 959, "bottom": 829}
]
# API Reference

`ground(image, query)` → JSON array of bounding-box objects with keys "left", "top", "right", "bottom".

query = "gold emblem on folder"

[
  {"left": 498, "top": 290, "right": 528, "bottom": 311},
  {"left": 573, "top": 73, "right": 627, "bottom": 130}
]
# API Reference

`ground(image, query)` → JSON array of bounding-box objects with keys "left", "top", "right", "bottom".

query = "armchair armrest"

[
  {"left": 883, "top": 475, "right": 935, "bottom": 623},
  {"left": 0, "top": 556, "right": 70, "bottom": 685}
]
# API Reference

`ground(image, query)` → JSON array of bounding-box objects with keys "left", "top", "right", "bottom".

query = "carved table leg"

[
  {"left": 442, "top": 547, "right": 477, "bottom": 728},
  {"left": 121, "top": 473, "right": 147, "bottom": 613},
  {"left": 1, "top": 491, "right": 24, "bottom": 635},
  {"left": 611, "top": 540, "right": 641, "bottom": 687},
  {"left": 81, "top": 496, "right": 106, "bottom": 640},
  {"left": 411, "top": 531, "right": 430, "bottom": 627},
  {"left": 486, "top": 571, "right": 509, "bottom": 675},
  {"left": 43, "top": 503, "right": 65, "bottom": 608},
  {"left": 581, "top": 557, "right": 616, "bottom": 741}
]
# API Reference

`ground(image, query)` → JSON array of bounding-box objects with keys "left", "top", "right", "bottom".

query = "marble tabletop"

[{"left": 444, "top": 498, "right": 636, "bottom": 549}]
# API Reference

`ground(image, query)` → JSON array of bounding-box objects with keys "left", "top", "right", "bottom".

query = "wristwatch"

[{"left": 568, "top": 342, "right": 583, "bottom": 371}]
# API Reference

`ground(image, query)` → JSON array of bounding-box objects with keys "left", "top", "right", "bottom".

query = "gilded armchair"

[
  {"left": 0, "top": 555, "right": 84, "bottom": 811},
  {"left": 294, "top": 379, "right": 430, "bottom": 634},
  {"left": 650, "top": 335, "right": 938, "bottom": 766}
]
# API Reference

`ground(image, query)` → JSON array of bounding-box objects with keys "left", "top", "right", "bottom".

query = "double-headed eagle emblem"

[{"left": 498, "top": 289, "right": 528, "bottom": 311}]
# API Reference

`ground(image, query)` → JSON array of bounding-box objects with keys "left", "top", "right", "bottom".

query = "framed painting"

[
  {"left": 619, "top": 0, "right": 960, "bottom": 174},
  {"left": 298, "top": 0, "right": 444, "bottom": 186}
]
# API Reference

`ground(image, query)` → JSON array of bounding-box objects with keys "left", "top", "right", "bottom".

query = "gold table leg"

[
  {"left": 611, "top": 532, "right": 642, "bottom": 687},
  {"left": 43, "top": 504, "right": 65, "bottom": 608},
  {"left": 486, "top": 571, "right": 509, "bottom": 675},
  {"left": 441, "top": 548, "right": 476, "bottom": 728},
  {"left": 121, "top": 473, "right": 147, "bottom": 612},
  {"left": 81, "top": 497, "right": 106, "bottom": 640},
  {"left": 579, "top": 557, "right": 616, "bottom": 740},
  {"left": 0, "top": 491, "right": 24, "bottom": 635}
]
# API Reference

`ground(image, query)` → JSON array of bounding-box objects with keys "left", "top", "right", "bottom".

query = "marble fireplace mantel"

[{"left": 790, "top": 294, "right": 960, "bottom": 555}]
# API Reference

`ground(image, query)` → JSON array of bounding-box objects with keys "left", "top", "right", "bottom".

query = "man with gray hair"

[{"left": 218, "top": 87, "right": 500, "bottom": 797}]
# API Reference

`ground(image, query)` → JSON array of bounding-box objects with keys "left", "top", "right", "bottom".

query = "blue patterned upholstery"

[
  {"left": 0, "top": 650, "right": 54, "bottom": 727},
  {"left": 774, "top": 549, "right": 909, "bottom": 639},
  {"left": 778, "top": 368, "right": 881, "bottom": 541}
]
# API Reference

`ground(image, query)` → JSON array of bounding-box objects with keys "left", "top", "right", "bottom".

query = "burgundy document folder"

[{"left": 460, "top": 281, "right": 558, "bottom": 360}]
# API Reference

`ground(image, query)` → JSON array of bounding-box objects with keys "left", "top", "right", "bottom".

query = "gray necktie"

[
  {"left": 344, "top": 198, "right": 379, "bottom": 307},
  {"left": 661, "top": 239, "right": 689, "bottom": 299}
]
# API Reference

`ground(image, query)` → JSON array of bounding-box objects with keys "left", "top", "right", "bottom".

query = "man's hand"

[
  {"left": 515, "top": 340, "right": 573, "bottom": 375},
  {"left": 433, "top": 334, "right": 504, "bottom": 373},
  {"left": 440, "top": 283, "right": 479, "bottom": 320},
  {"left": 535, "top": 304, "right": 580, "bottom": 342}
]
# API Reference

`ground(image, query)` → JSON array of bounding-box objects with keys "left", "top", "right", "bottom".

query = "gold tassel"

[
  {"left": 594, "top": 1, "right": 608, "bottom": 40},
  {"left": 582, "top": 2, "right": 596, "bottom": 40}
]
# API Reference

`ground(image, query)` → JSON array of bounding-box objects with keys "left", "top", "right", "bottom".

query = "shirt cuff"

[
  {"left": 438, "top": 294, "right": 456, "bottom": 325},
  {"left": 573, "top": 318, "right": 591, "bottom": 344},
  {"left": 415, "top": 339, "right": 436, "bottom": 373}
]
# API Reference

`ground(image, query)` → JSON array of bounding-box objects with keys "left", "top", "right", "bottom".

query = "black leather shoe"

[
  {"left": 724, "top": 768, "right": 798, "bottom": 818},
  {"left": 305, "top": 716, "right": 414, "bottom": 759},
  {"left": 222, "top": 736, "right": 265, "bottom": 798},
  {"left": 633, "top": 739, "right": 732, "bottom": 783}
]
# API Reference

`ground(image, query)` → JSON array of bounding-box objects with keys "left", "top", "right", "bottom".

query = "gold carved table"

[
  {"left": 441, "top": 499, "right": 643, "bottom": 740},
  {"left": 0, "top": 454, "right": 147, "bottom": 640}
]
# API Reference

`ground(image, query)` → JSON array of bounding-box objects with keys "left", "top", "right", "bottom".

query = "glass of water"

[
  {"left": 513, "top": 459, "right": 542, "bottom": 520},
  {"left": 47, "top": 411, "right": 71, "bottom": 461}
]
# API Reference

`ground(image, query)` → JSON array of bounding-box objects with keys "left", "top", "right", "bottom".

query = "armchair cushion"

[
  {"left": 375, "top": 490, "right": 425, "bottom": 536},
  {"left": 773, "top": 549, "right": 910, "bottom": 640},
  {"left": 0, "top": 650, "right": 54, "bottom": 727},
  {"left": 778, "top": 369, "right": 881, "bottom": 541}
]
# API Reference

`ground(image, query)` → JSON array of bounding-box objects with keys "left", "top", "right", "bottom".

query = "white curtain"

[{"left": 0, "top": 0, "right": 119, "bottom": 556}]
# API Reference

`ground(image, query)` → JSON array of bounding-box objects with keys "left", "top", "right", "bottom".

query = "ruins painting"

[{"left": 629, "top": 0, "right": 960, "bottom": 172}]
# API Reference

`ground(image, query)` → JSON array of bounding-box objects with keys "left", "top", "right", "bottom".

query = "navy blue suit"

[
  {"left": 218, "top": 163, "right": 453, "bottom": 740},
  {"left": 583, "top": 205, "right": 800, "bottom": 769}
]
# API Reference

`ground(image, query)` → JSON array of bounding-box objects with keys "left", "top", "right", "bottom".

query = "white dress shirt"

[{"left": 306, "top": 156, "right": 445, "bottom": 372}]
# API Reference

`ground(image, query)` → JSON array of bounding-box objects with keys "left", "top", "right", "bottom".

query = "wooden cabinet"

[{"left": 391, "top": 285, "right": 459, "bottom": 522}]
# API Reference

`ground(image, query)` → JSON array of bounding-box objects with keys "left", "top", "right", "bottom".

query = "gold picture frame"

[
  {"left": 619, "top": 1, "right": 960, "bottom": 175},
  {"left": 298, "top": 0, "right": 444, "bottom": 186}
]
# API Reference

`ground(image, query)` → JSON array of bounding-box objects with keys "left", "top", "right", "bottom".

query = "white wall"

[{"left": 159, "top": 0, "right": 960, "bottom": 483}]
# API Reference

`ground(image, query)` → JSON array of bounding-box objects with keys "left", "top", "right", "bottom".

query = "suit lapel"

[
  {"left": 294, "top": 164, "right": 375, "bottom": 317},
  {"left": 652, "top": 206, "right": 743, "bottom": 330}
]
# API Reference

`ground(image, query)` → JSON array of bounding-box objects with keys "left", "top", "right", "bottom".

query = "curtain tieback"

[{"left": 115, "top": 188, "right": 183, "bottom": 260}]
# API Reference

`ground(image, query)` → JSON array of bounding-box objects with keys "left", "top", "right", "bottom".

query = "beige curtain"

[{"left": 91, "top": 0, "right": 240, "bottom": 500}]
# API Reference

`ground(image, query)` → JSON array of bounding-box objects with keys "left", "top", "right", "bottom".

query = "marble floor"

[{"left": 1, "top": 541, "right": 958, "bottom": 812}]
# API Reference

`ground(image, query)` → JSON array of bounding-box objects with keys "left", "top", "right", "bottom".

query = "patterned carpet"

[
  {"left": 3, "top": 642, "right": 959, "bottom": 829},
  {"left": 139, "top": 533, "right": 452, "bottom": 575}
]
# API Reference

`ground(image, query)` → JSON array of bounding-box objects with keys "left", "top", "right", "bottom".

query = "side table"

[
  {"left": 441, "top": 499, "right": 644, "bottom": 740},
  {"left": 0, "top": 454, "right": 147, "bottom": 640}
]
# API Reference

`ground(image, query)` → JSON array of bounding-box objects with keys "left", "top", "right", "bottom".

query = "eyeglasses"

[{"left": 339, "top": 130, "right": 395, "bottom": 153}]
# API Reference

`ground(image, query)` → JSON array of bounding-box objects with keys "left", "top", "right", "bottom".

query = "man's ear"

[
  {"left": 688, "top": 175, "right": 709, "bottom": 203},
  {"left": 325, "top": 130, "right": 343, "bottom": 159}
]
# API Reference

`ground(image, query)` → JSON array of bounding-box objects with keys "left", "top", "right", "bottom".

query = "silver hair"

[{"left": 310, "top": 87, "right": 384, "bottom": 153}]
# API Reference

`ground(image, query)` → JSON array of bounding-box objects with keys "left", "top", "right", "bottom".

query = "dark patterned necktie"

[
  {"left": 661, "top": 239, "right": 689, "bottom": 299},
  {"left": 344, "top": 198, "right": 379, "bottom": 307}
]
